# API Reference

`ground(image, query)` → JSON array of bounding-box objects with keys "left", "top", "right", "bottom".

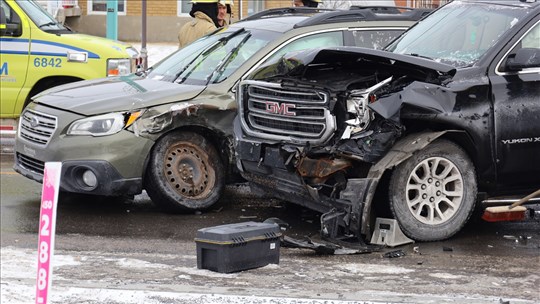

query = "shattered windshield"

[
  {"left": 148, "top": 28, "right": 279, "bottom": 85},
  {"left": 386, "top": 1, "right": 529, "bottom": 68}
]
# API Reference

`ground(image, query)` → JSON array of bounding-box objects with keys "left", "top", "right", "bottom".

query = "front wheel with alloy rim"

[
  {"left": 388, "top": 139, "right": 477, "bottom": 241},
  {"left": 145, "top": 132, "right": 225, "bottom": 213}
]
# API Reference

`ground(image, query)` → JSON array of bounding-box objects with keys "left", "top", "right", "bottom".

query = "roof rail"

[
  {"left": 293, "top": 7, "right": 432, "bottom": 28},
  {"left": 240, "top": 7, "right": 335, "bottom": 22},
  {"left": 350, "top": 6, "right": 432, "bottom": 19},
  {"left": 350, "top": 6, "right": 403, "bottom": 13}
]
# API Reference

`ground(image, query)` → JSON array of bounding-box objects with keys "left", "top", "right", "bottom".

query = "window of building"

[
  {"left": 177, "top": 0, "right": 191, "bottom": 16},
  {"left": 88, "top": 0, "right": 126, "bottom": 15},
  {"left": 247, "top": 0, "right": 264, "bottom": 16}
]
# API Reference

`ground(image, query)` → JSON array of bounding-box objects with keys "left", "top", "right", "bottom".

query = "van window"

[
  {"left": 17, "top": 0, "right": 68, "bottom": 32},
  {"left": 0, "top": 0, "right": 22, "bottom": 37}
]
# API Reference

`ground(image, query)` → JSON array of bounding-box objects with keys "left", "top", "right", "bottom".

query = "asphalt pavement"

[{"left": 1, "top": 150, "right": 539, "bottom": 304}]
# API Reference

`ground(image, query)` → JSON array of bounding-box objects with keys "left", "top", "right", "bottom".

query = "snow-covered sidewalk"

[
  {"left": 0, "top": 246, "right": 395, "bottom": 304},
  {"left": 129, "top": 42, "right": 178, "bottom": 68},
  {"left": 2, "top": 245, "right": 536, "bottom": 304}
]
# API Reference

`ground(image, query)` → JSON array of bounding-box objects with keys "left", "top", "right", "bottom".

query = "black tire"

[
  {"left": 388, "top": 139, "right": 477, "bottom": 241},
  {"left": 145, "top": 132, "right": 225, "bottom": 213}
]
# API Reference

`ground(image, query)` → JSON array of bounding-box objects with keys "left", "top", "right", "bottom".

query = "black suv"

[{"left": 234, "top": 0, "right": 540, "bottom": 242}]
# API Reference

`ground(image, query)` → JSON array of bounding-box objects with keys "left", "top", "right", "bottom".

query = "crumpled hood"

[
  {"left": 249, "top": 47, "right": 456, "bottom": 81},
  {"left": 33, "top": 75, "right": 206, "bottom": 116}
]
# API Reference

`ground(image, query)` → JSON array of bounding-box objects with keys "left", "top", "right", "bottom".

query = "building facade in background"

[{"left": 46, "top": 0, "right": 450, "bottom": 42}]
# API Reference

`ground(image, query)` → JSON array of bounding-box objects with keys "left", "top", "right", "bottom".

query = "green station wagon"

[{"left": 14, "top": 7, "right": 429, "bottom": 212}]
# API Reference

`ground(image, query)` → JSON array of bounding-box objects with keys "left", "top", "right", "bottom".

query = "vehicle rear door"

[{"left": 489, "top": 18, "right": 540, "bottom": 189}]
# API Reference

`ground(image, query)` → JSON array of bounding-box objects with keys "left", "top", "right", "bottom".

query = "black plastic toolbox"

[{"left": 195, "top": 222, "right": 281, "bottom": 273}]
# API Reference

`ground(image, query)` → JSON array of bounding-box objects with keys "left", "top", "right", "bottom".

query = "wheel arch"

[
  {"left": 362, "top": 130, "right": 476, "bottom": 236},
  {"left": 26, "top": 76, "right": 83, "bottom": 103},
  {"left": 438, "top": 130, "right": 478, "bottom": 169},
  {"left": 141, "top": 129, "right": 228, "bottom": 212},
  {"left": 141, "top": 125, "right": 236, "bottom": 187}
]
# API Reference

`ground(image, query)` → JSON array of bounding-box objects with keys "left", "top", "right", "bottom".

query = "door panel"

[{"left": 490, "top": 20, "right": 540, "bottom": 189}]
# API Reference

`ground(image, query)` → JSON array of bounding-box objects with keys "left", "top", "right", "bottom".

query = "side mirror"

[
  {"left": 506, "top": 48, "right": 540, "bottom": 71},
  {"left": 0, "top": 22, "right": 21, "bottom": 36}
]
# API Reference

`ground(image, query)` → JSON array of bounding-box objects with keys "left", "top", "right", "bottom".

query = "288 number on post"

[
  {"left": 36, "top": 162, "right": 61, "bottom": 304},
  {"left": 36, "top": 200, "right": 52, "bottom": 304}
]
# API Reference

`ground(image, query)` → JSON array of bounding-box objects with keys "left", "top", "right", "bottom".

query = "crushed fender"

[{"left": 133, "top": 103, "right": 201, "bottom": 136}]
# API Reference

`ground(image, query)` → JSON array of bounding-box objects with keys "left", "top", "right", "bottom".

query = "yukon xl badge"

[
  {"left": 265, "top": 101, "right": 296, "bottom": 116},
  {"left": 502, "top": 137, "right": 540, "bottom": 145}
]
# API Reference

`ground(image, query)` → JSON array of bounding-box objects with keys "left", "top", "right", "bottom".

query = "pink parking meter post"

[{"left": 35, "top": 162, "right": 62, "bottom": 304}]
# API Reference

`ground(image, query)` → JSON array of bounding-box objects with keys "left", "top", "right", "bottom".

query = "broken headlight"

[
  {"left": 346, "top": 91, "right": 373, "bottom": 131},
  {"left": 67, "top": 111, "right": 143, "bottom": 137},
  {"left": 342, "top": 77, "right": 393, "bottom": 139}
]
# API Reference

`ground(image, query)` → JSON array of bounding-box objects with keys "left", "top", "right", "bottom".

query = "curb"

[
  {"left": 0, "top": 130, "right": 16, "bottom": 137},
  {"left": 0, "top": 137, "right": 15, "bottom": 154}
]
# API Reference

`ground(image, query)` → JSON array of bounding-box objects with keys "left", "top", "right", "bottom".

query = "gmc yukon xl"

[{"left": 234, "top": 0, "right": 540, "bottom": 242}]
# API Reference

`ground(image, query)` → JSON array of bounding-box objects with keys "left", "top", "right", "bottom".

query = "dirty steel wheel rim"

[
  {"left": 163, "top": 142, "right": 215, "bottom": 199},
  {"left": 405, "top": 157, "right": 464, "bottom": 225}
]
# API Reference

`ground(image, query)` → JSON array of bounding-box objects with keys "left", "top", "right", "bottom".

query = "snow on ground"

[
  {"left": 129, "top": 42, "right": 178, "bottom": 68},
  {"left": 3, "top": 246, "right": 534, "bottom": 304},
  {"left": 0, "top": 246, "right": 389, "bottom": 304}
]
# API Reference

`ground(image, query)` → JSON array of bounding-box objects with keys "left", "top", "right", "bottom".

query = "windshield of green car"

[
  {"left": 386, "top": 1, "right": 529, "bottom": 68},
  {"left": 148, "top": 28, "right": 280, "bottom": 85},
  {"left": 17, "top": 0, "right": 69, "bottom": 32}
]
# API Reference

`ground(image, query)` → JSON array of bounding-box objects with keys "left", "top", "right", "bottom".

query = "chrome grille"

[
  {"left": 16, "top": 153, "right": 45, "bottom": 176},
  {"left": 19, "top": 109, "right": 57, "bottom": 146},
  {"left": 245, "top": 84, "right": 329, "bottom": 139},
  {"left": 250, "top": 114, "right": 325, "bottom": 135}
]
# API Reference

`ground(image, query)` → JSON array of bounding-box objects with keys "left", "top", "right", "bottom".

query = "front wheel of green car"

[
  {"left": 145, "top": 132, "right": 225, "bottom": 213},
  {"left": 388, "top": 139, "right": 477, "bottom": 241}
]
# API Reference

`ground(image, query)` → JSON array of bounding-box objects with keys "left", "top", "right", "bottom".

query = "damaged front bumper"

[
  {"left": 235, "top": 116, "right": 450, "bottom": 244},
  {"left": 234, "top": 117, "right": 380, "bottom": 245}
]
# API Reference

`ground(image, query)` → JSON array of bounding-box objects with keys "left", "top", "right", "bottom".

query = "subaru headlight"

[
  {"left": 107, "top": 58, "right": 131, "bottom": 76},
  {"left": 67, "top": 111, "right": 143, "bottom": 137}
]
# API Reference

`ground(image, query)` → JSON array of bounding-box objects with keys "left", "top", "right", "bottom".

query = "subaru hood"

[{"left": 32, "top": 75, "right": 206, "bottom": 116}]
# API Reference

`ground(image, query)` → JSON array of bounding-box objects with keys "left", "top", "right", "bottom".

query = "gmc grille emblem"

[{"left": 264, "top": 101, "right": 296, "bottom": 116}]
